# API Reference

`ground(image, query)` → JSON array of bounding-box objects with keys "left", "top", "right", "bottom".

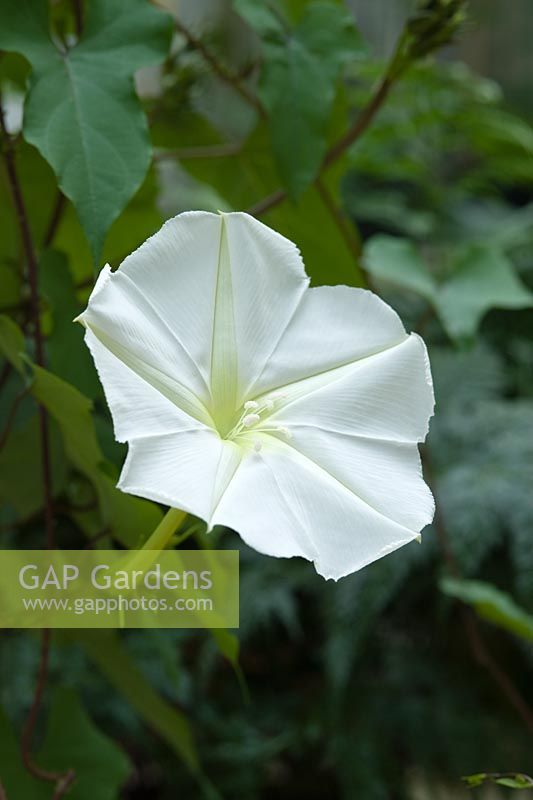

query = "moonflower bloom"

[{"left": 77, "top": 212, "right": 434, "bottom": 580}]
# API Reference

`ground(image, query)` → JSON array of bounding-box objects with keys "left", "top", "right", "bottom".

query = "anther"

[
  {"left": 253, "top": 439, "right": 262, "bottom": 453},
  {"left": 244, "top": 400, "right": 259, "bottom": 411},
  {"left": 276, "top": 426, "right": 292, "bottom": 439},
  {"left": 242, "top": 413, "right": 260, "bottom": 428}
]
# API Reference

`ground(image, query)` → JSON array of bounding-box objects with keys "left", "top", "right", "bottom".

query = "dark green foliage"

[
  {"left": 0, "top": 689, "right": 131, "bottom": 799},
  {"left": 252, "top": 2, "right": 366, "bottom": 196}
]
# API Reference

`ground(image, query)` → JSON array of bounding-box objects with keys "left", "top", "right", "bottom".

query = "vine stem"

[
  {"left": 0, "top": 778, "right": 7, "bottom": 800},
  {"left": 20, "top": 631, "right": 66, "bottom": 782},
  {"left": 0, "top": 95, "right": 74, "bottom": 798},
  {"left": 43, "top": 191, "right": 66, "bottom": 249},
  {"left": 247, "top": 75, "right": 393, "bottom": 217},
  {"left": 0, "top": 97, "right": 54, "bottom": 549},
  {"left": 170, "top": 18, "right": 394, "bottom": 220},
  {"left": 162, "top": 19, "right": 397, "bottom": 254},
  {"left": 322, "top": 76, "right": 392, "bottom": 169},
  {"left": 175, "top": 19, "right": 267, "bottom": 119}
]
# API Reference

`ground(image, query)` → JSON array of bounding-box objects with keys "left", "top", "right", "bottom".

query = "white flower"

[{"left": 77, "top": 212, "right": 434, "bottom": 580}]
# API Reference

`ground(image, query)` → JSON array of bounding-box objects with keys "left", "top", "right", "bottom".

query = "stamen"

[
  {"left": 227, "top": 396, "right": 288, "bottom": 442},
  {"left": 253, "top": 438, "right": 262, "bottom": 453},
  {"left": 276, "top": 426, "right": 292, "bottom": 439}
]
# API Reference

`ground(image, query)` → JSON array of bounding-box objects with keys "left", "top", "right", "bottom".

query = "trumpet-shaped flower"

[{"left": 77, "top": 212, "right": 434, "bottom": 580}]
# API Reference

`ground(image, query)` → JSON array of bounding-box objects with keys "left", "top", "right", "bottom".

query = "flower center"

[{"left": 224, "top": 395, "right": 291, "bottom": 452}]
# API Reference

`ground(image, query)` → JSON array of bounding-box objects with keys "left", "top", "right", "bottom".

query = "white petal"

[
  {"left": 83, "top": 328, "right": 204, "bottom": 442},
  {"left": 93, "top": 212, "right": 308, "bottom": 431},
  {"left": 213, "top": 436, "right": 425, "bottom": 580},
  {"left": 211, "top": 442, "right": 318, "bottom": 562},
  {"left": 106, "top": 214, "right": 223, "bottom": 391},
  {"left": 249, "top": 286, "right": 407, "bottom": 397},
  {"left": 221, "top": 214, "right": 309, "bottom": 404},
  {"left": 267, "top": 425, "right": 434, "bottom": 531},
  {"left": 269, "top": 334, "right": 434, "bottom": 444},
  {"left": 118, "top": 429, "right": 242, "bottom": 521},
  {"left": 79, "top": 264, "right": 214, "bottom": 427}
]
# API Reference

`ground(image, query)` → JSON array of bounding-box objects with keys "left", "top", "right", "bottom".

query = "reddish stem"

[{"left": 1, "top": 94, "right": 74, "bottom": 798}]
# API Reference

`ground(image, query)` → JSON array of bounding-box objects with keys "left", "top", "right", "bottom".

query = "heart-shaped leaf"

[{"left": 0, "top": 0, "right": 172, "bottom": 260}]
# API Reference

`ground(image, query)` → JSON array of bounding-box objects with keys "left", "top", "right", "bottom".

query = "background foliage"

[{"left": 1, "top": 0, "right": 532, "bottom": 798}]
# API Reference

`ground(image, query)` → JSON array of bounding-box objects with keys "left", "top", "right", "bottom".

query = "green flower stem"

[
  {"left": 141, "top": 507, "right": 188, "bottom": 551},
  {"left": 121, "top": 508, "right": 188, "bottom": 577}
]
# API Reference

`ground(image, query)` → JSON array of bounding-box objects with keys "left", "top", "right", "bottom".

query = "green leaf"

[
  {"left": 437, "top": 245, "right": 533, "bottom": 339},
  {"left": 74, "top": 631, "right": 199, "bottom": 774},
  {"left": 0, "top": 0, "right": 172, "bottom": 260},
  {"left": 0, "top": 264, "right": 21, "bottom": 312},
  {"left": 362, "top": 237, "right": 533, "bottom": 340},
  {"left": 211, "top": 628, "right": 240, "bottom": 664},
  {"left": 496, "top": 776, "right": 533, "bottom": 789},
  {"left": 362, "top": 235, "right": 438, "bottom": 301},
  {"left": 101, "top": 168, "right": 165, "bottom": 269},
  {"left": 233, "top": 0, "right": 283, "bottom": 37},
  {"left": 30, "top": 363, "right": 163, "bottom": 548},
  {"left": 470, "top": 107, "right": 533, "bottom": 154},
  {"left": 295, "top": 2, "right": 366, "bottom": 76},
  {"left": 40, "top": 250, "right": 100, "bottom": 399},
  {"left": 260, "top": 2, "right": 364, "bottom": 196},
  {"left": 0, "top": 314, "right": 26, "bottom": 374},
  {"left": 441, "top": 578, "right": 533, "bottom": 643},
  {"left": 0, "top": 415, "right": 67, "bottom": 520},
  {"left": 0, "top": 316, "right": 162, "bottom": 546},
  {"left": 0, "top": 319, "right": 70, "bottom": 523},
  {"left": 162, "top": 120, "right": 365, "bottom": 286},
  {"left": 266, "top": 37, "right": 332, "bottom": 197},
  {"left": 38, "top": 689, "right": 131, "bottom": 800},
  {"left": 0, "top": 707, "right": 48, "bottom": 799},
  {"left": 211, "top": 628, "right": 249, "bottom": 704},
  {"left": 462, "top": 772, "right": 488, "bottom": 788},
  {"left": 463, "top": 772, "right": 533, "bottom": 790},
  {"left": 30, "top": 364, "right": 103, "bottom": 476},
  {"left": 52, "top": 167, "right": 164, "bottom": 287}
]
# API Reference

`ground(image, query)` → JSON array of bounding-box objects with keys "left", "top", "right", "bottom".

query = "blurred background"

[
  {"left": 1, "top": 0, "right": 533, "bottom": 798},
  {"left": 355, "top": 0, "right": 533, "bottom": 110}
]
